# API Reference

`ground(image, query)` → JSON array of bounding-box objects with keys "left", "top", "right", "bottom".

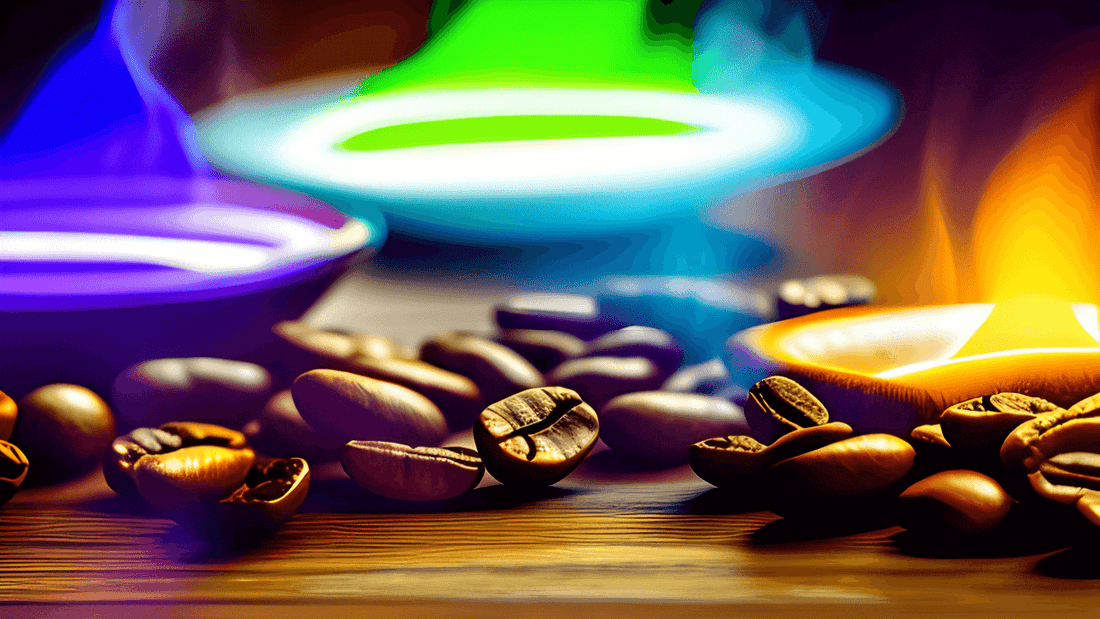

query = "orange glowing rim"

[{"left": 726, "top": 303, "right": 1100, "bottom": 436}]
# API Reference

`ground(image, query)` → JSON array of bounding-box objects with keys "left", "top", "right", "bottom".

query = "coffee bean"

[
  {"left": 770, "top": 433, "right": 915, "bottom": 497},
  {"left": 269, "top": 321, "right": 414, "bottom": 383},
  {"left": 689, "top": 422, "right": 854, "bottom": 489},
  {"left": 600, "top": 392, "right": 748, "bottom": 465},
  {"left": 0, "top": 440, "right": 29, "bottom": 505},
  {"left": 0, "top": 390, "right": 16, "bottom": 441},
  {"left": 473, "top": 387, "right": 598, "bottom": 486},
  {"left": 494, "top": 329, "right": 586, "bottom": 372},
  {"left": 546, "top": 356, "right": 665, "bottom": 411},
  {"left": 291, "top": 369, "right": 448, "bottom": 446},
  {"left": 10, "top": 384, "right": 115, "bottom": 485},
  {"left": 941, "top": 393, "right": 1059, "bottom": 451},
  {"left": 113, "top": 358, "right": 272, "bottom": 430},
  {"left": 420, "top": 332, "right": 544, "bottom": 404},
  {"left": 776, "top": 274, "right": 877, "bottom": 320},
  {"left": 583, "top": 326, "right": 685, "bottom": 376},
  {"left": 742, "top": 376, "right": 829, "bottom": 444},
  {"left": 897, "top": 470, "right": 1015, "bottom": 534},
  {"left": 241, "top": 390, "right": 346, "bottom": 463},
  {"left": 494, "top": 293, "right": 624, "bottom": 340},
  {"left": 662, "top": 359, "right": 733, "bottom": 395},
  {"left": 341, "top": 356, "right": 484, "bottom": 430},
  {"left": 342, "top": 441, "right": 484, "bottom": 501}
]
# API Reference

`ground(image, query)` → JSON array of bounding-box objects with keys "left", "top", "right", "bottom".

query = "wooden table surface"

[{"left": 4, "top": 268, "right": 1099, "bottom": 618}]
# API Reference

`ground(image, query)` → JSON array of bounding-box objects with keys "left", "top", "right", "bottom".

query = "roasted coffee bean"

[
  {"left": 342, "top": 441, "right": 484, "bottom": 501},
  {"left": 546, "top": 356, "right": 665, "bottom": 411},
  {"left": 742, "top": 376, "right": 829, "bottom": 443},
  {"left": 241, "top": 390, "right": 345, "bottom": 463},
  {"left": 269, "top": 321, "right": 414, "bottom": 383},
  {"left": 907, "top": 423, "right": 969, "bottom": 479},
  {"left": 169, "top": 457, "right": 310, "bottom": 544},
  {"left": 113, "top": 358, "right": 272, "bottom": 430},
  {"left": 473, "top": 387, "right": 598, "bottom": 486},
  {"left": 341, "top": 356, "right": 484, "bottom": 430},
  {"left": 292, "top": 370, "right": 448, "bottom": 446},
  {"left": 600, "top": 392, "right": 748, "bottom": 465},
  {"left": 0, "top": 440, "right": 29, "bottom": 506},
  {"left": 0, "top": 390, "right": 15, "bottom": 441},
  {"left": 420, "top": 332, "right": 544, "bottom": 404},
  {"left": 104, "top": 422, "right": 253, "bottom": 502},
  {"left": 10, "top": 384, "right": 115, "bottom": 485},
  {"left": 339, "top": 332, "right": 416, "bottom": 361},
  {"left": 776, "top": 274, "right": 877, "bottom": 320},
  {"left": 494, "top": 293, "right": 624, "bottom": 340},
  {"left": 689, "top": 423, "right": 854, "bottom": 489},
  {"left": 493, "top": 329, "right": 586, "bottom": 372},
  {"left": 770, "top": 433, "right": 916, "bottom": 497},
  {"left": 941, "top": 393, "right": 1059, "bottom": 451},
  {"left": 662, "top": 359, "right": 733, "bottom": 395},
  {"left": 582, "top": 326, "right": 685, "bottom": 377},
  {"left": 897, "top": 470, "right": 1015, "bottom": 534}
]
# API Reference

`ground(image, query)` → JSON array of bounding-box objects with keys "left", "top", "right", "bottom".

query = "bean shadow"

[
  {"left": 749, "top": 511, "right": 899, "bottom": 545},
  {"left": 1034, "top": 541, "right": 1100, "bottom": 579},
  {"left": 70, "top": 494, "right": 163, "bottom": 518},
  {"left": 677, "top": 487, "right": 773, "bottom": 516},
  {"left": 300, "top": 476, "right": 581, "bottom": 514}
]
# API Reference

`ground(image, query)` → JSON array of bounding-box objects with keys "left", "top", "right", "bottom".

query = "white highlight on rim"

[
  {"left": 876, "top": 347, "right": 1100, "bottom": 380},
  {"left": 276, "top": 88, "right": 797, "bottom": 196},
  {"left": 0, "top": 205, "right": 369, "bottom": 275}
]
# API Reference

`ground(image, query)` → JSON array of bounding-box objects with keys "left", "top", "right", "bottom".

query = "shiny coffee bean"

[
  {"left": 494, "top": 293, "right": 624, "bottom": 340},
  {"left": 0, "top": 440, "right": 29, "bottom": 506},
  {"left": 473, "top": 387, "right": 598, "bottom": 487},
  {"left": 0, "top": 390, "right": 16, "bottom": 441},
  {"left": 241, "top": 390, "right": 345, "bottom": 463},
  {"left": 582, "top": 326, "right": 685, "bottom": 377},
  {"left": 897, "top": 470, "right": 1015, "bottom": 534},
  {"left": 689, "top": 423, "right": 854, "bottom": 489},
  {"left": 941, "top": 393, "right": 1058, "bottom": 451},
  {"left": 742, "top": 376, "right": 829, "bottom": 443},
  {"left": 338, "top": 331, "right": 417, "bottom": 361},
  {"left": 661, "top": 359, "right": 733, "bottom": 395},
  {"left": 776, "top": 274, "right": 877, "bottom": 320},
  {"left": 493, "top": 329, "right": 586, "bottom": 372},
  {"left": 270, "top": 321, "right": 414, "bottom": 383},
  {"left": 104, "top": 422, "right": 254, "bottom": 502},
  {"left": 600, "top": 392, "right": 748, "bottom": 465},
  {"left": 113, "top": 358, "right": 272, "bottom": 430},
  {"left": 770, "top": 433, "right": 915, "bottom": 498},
  {"left": 10, "top": 384, "right": 115, "bottom": 485},
  {"left": 420, "top": 332, "right": 544, "bottom": 405},
  {"left": 342, "top": 441, "right": 484, "bottom": 501},
  {"left": 292, "top": 369, "right": 448, "bottom": 446},
  {"left": 546, "top": 356, "right": 665, "bottom": 411},
  {"left": 341, "top": 356, "right": 484, "bottom": 431}
]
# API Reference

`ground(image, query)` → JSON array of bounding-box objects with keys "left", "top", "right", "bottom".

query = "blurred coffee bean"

[
  {"left": 597, "top": 275, "right": 771, "bottom": 362},
  {"left": 714, "top": 383, "right": 749, "bottom": 408},
  {"left": 292, "top": 370, "right": 448, "bottom": 446},
  {"left": 342, "top": 441, "right": 484, "bottom": 501},
  {"left": 113, "top": 358, "right": 272, "bottom": 430},
  {"left": 340, "top": 356, "right": 484, "bottom": 431},
  {"left": 269, "top": 321, "right": 415, "bottom": 384},
  {"left": 770, "top": 434, "right": 915, "bottom": 498},
  {"left": 473, "top": 387, "right": 598, "bottom": 487},
  {"left": 546, "top": 356, "right": 665, "bottom": 411},
  {"left": 897, "top": 470, "right": 1015, "bottom": 535},
  {"left": 420, "top": 332, "right": 544, "bottom": 404},
  {"left": 941, "top": 393, "right": 1057, "bottom": 451},
  {"left": 661, "top": 359, "right": 733, "bottom": 395},
  {"left": 742, "top": 376, "right": 829, "bottom": 444},
  {"left": 0, "top": 390, "right": 16, "bottom": 441},
  {"left": 600, "top": 392, "right": 748, "bottom": 465},
  {"left": 10, "top": 384, "right": 115, "bottom": 485},
  {"left": 0, "top": 440, "right": 29, "bottom": 506},
  {"left": 494, "top": 293, "right": 625, "bottom": 340},
  {"left": 583, "top": 326, "right": 685, "bottom": 377},
  {"left": 241, "top": 390, "right": 345, "bottom": 463},
  {"left": 776, "top": 274, "right": 877, "bottom": 320},
  {"left": 494, "top": 329, "right": 586, "bottom": 372},
  {"left": 689, "top": 422, "right": 854, "bottom": 489}
]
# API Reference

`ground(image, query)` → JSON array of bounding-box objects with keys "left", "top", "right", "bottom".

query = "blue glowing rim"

[{"left": 196, "top": 63, "right": 901, "bottom": 243}]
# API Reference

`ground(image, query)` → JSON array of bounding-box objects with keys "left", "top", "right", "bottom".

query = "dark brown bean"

[
  {"left": 941, "top": 393, "right": 1058, "bottom": 451},
  {"left": 473, "top": 387, "right": 598, "bottom": 487},
  {"left": 269, "top": 321, "right": 417, "bottom": 384},
  {"left": 420, "top": 332, "right": 544, "bottom": 404},
  {"left": 10, "top": 384, "right": 115, "bottom": 485},
  {"left": 897, "top": 470, "right": 1015, "bottom": 534},
  {"left": 342, "top": 441, "right": 484, "bottom": 501},
  {"left": 241, "top": 390, "right": 346, "bottom": 463},
  {"left": 600, "top": 392, "right": 747, "bottom": 465},
  {"left": 340, "top": 356, "right": 484, "bottom": 430},
  {"left": 0, "top": 440, "right": 29, "bottom": 505},
  {"left": 112, "top": 358, "right": 272, "bottom": 430},
  {"left": 742, "top": 376, "right": 829, "bottom": 443},
  {"left": 689, "top": 423, "right": 854, "bottom": 489},
  {"left": 583, "top": 326, "right": 685, "bottom": 376},
  {"left": 291, "top": 369, "right": 448, "bottom": 446},
  {"left": 494, "top": 329, "right": 586, "bottom": 372},
  {"left": 494, "top": 293, "right": 624, "bottom": 340},
  {"left": 546, "top": 356, "right": 665, "bottom": 411},
  {"left": 770, "top": 433, "right": 915, "bottom": 497}
]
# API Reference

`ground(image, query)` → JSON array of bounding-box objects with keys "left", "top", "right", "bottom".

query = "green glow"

[
  {"left": 352, "top": 0, "right": 703, "bottom": 97},
  {"left": 337, "top": 115, "right": 700, "bottom": 152}
]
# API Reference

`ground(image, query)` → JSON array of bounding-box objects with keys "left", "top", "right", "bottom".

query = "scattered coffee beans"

[
  {"left": 897, "top": 469, "right": 1015, "bottom": 534},
  {"left": 113, "top": 358, "right": 272, "bottom": 430},
  {"left": 292, "top": 369, "right": 448, "bottom": 446},
  {"left": 582, "top": 326, "right": 685, "bottom": 376},
  {"left": 340, "top": 356, "right": 484, "bottom": 431},
  {"left": 775, "top": 274, "right": 877, "bottom": 320},
  {"left": 689, "top": 422, "right": 855, "bottom": 489},
  {"left": 742, "top": 376, "right": 830, "bottom": 444},
  {"left": 600, "top": 392, "right": 748, "bottom": 465},
  {"left": 473, "top": 387, "right": 598, "bottom": 487},
  {"left": 546, "top": 356, "right": 665, "bottom": 411},
  {"left": 494, "top": 293, "right": 624, "bottom": 340},
  {"left": 10, "top": 384, "right": 115, "bottom": 485},
  {"left": 241, "top": 390, "right": 346, "bottom": 463},
  {"left": 420, "top": 332, "right": 544, "bottom": 404},
  {"left": 342, "top": 441, "right": 484, "bottom": 501},
  {"left": 0, "top": 440, "right": 29, "bottom": 505},
  {"left": 493, "top": 329, "right": 586, "bottom": 372}
]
